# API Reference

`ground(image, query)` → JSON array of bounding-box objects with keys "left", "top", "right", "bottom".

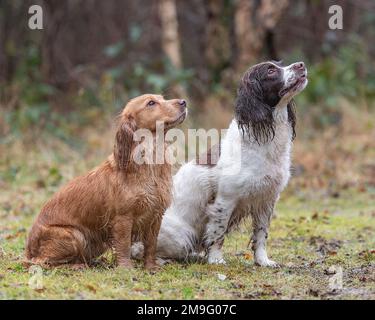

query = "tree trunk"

[
  {"left": 159, "top": 0, "right": 182, "bottom": 69},
  {"left": 234, "top": 0, "right": 289, "bottom": 71},
  {"left": 159, "top": 0, "right": 186, "bottom": 96},
  {"left": 41, "top": 0, "right": 69, "bottom": 87},
  {"left": 0, "top": 0, "right": 29, "bottom": 85},
  {"left": 204, "top": 0, "right": 231, "bottom": 78}
]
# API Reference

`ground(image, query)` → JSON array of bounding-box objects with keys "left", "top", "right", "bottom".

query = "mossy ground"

[
  {"left": 1, "top": 173, "right": 374, "bottom": 299},
  {"left": 0, "top": 104, "right": 374, "bottom": 299}
]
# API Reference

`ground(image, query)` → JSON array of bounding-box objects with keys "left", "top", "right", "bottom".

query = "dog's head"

[
  {"left": 114, "top": 94, "right": 187, "bottom": 170},
  {"left": 235, "top": 61, "right": 308, "bottom": 144},
  {"left": 120, "top": 94, "right": 187, "bottom": 132}
]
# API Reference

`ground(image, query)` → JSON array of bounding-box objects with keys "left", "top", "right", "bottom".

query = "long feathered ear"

[
  {"left": 113, "top": 117, "right": 137, "bottom": 170},
  {"left": 287, "top": 99, "right": 296, "bottom": 140},
  {"left": 235, "top": 78, "right": 275, "bottom": 144}
]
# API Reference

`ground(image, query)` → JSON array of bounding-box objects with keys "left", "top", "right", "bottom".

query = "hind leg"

[
  {"left": 251, "top": 200, "right": 278, "bottom": 267},
  {"left": 27, "top": 226, "right": 89, "bottom": 267},
  {"left": 204, "top": 192, "right": 237, "bottom": 264}
]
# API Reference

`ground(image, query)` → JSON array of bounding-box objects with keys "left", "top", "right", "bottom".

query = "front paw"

[
  {"left": 207, "top": 242, "right": 226, "bottom": 265},
  {"left": 208, "top": 256, "right": 227, "bottom": 265},
  {"left": 118, "top": 259, "right": 134, "bottom": 269},
  {"left": 255, "top": 258, "right": 279, "bottom": 268},
  {"left": 69, "top": 263, "right": 88, "bottom": 270},
  {"left": 145, "top": 262, "right": 161, "bottom": 272},
  {"left": 207, "top": 250, "right": 227, "bottom": 265}
]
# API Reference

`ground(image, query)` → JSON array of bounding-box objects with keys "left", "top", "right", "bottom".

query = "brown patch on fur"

[{"left": 26, "top": 94, "right": 186, "bottom": 270}]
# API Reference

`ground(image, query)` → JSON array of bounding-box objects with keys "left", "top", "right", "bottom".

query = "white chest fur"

[{"left": 217, "top": 106, "right": 292, "bottom": 199}]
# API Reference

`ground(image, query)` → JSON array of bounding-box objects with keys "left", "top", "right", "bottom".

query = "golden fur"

[{"left": 26, "top": 94, "right": 187, "bottom": 269}]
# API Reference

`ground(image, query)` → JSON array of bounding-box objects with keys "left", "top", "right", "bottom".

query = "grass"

[
  {"left": 0, "top": 170, "right": 374, "bottom": 299},
  {"left": 0, "top": 191, "right": 374, "bottom": 300},
  {"left": 0, "top": 101, "right": 374, "bottom": 299}
]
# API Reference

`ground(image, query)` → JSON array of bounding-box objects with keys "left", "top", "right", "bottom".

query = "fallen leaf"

[
  {"left": 260, "top": 284, "right": 281, "bottom": 296},
  {"left": 35, "top": 180, "right": 46, "bottom": 189},
  {"left": 331, "top": 192, "right": 340, "bottom": 198},
  {"left": 243, "top": 252, "right": 252, "bottom": 260},
  {"left": 309, "top": 236, "right": 342, "bottom": 256},
  {"left": 358, "top": 186, "right": 366, "bottom": 193},
  {"left": 243, "top": 292, "right": 259, "bottom": 299},
  {"left": 308, "top": 289, "right": 320, "bottom": 297},
  {"left": 85, "top": 284, "right": 97, "bottom": 293},
  {"left": 262, "top": 284, "right": 273, "bottom": 288},
  {"left": 4, "top": 228, "right": 26, "bottom": 240},
  {"left": 232, "top": 282, "right": 244, "bottom": 289}
]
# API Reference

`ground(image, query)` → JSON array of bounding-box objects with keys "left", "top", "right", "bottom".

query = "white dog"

[{"left": 132, "top": 61, "right": 308, "bottom": 266}]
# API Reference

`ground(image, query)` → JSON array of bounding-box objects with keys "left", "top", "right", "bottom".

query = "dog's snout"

[
  {"left": 177, "top": 99, "right": 187, "bottom": 112},
  {"left": 293, "top": 62, "right": 305, "bottom": 71},
  {"left": 291, "top": 62, "right": 307, "bottom": 79},
  {"left": 178, "top": 99, "right": 187, "bottom": 107}
]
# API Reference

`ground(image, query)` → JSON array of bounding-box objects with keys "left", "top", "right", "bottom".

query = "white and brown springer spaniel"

[{"left": 132, "top": 61, "right": 308, "bottom": 266}]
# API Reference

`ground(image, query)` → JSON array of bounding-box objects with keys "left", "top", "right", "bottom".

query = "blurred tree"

[
  {"left": 234, "top": 0, "right": 289, "bottom": 71},
  {"left": 0, "top": 0, "right": 30, "bottom": 84},
  {"left": 159, "top": 0, "right": 186, "bottom": 96},
  {"left": 1, "top": 0, "right": 375, "bottom": 115},
  {"left": 42, "top": 1, "right": 68, "bottom": 87},
  {"left": 204, "top": 0, "right": 231, "bottom": 80},
  {"left": 159, "top": 0, "right": 182, "bottom": 69}
]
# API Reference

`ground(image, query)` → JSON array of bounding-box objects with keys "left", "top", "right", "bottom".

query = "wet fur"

[
  {"left": 131, "top": 61, "right": 307, "bottom": 266},
  {"left": 26, "top": 94, "right": 186, "bottom": 269}
]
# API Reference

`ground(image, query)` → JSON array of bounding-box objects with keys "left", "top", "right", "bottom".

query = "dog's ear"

[
  {"left": 235, "top": 78, "right": 275, "bottom": 144},
  {"left": 114, "top": 117, "right": 137, "bottom": 170}
]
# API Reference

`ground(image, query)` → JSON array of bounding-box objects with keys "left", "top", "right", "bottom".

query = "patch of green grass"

[
  {"left": 0, "top": 138, "right": 374, "bottom": 299},
  {"left": 0, "top": 187, "right": 374, "bottom": 300}
]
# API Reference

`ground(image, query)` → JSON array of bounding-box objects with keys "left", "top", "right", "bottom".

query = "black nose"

[
  {"left": 293, "top": 62, "right": 305, "bottom": 70},
  {"left": 178, "top": 99, "right": 187, "bottom": 107}
]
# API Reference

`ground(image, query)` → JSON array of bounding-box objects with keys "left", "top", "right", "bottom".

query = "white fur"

[{"left": 132, "top": 63, "right": 307, "bottom": 266}]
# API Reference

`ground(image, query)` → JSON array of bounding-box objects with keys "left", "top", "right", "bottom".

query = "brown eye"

[{"left": 147, "top": 100, "right": 156, "bottom": 106}]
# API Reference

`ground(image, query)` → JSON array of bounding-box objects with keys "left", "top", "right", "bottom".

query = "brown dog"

[{"left": 26, "top": 94, "right": 187, "bottom": 269}]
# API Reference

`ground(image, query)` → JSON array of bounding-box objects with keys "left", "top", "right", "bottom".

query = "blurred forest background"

[
  {"left": 1, "top": 0, "right": 375, "bottom": 300},
  {"left": 0, "top": 0, "right": 374, "bottom": 198}
]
